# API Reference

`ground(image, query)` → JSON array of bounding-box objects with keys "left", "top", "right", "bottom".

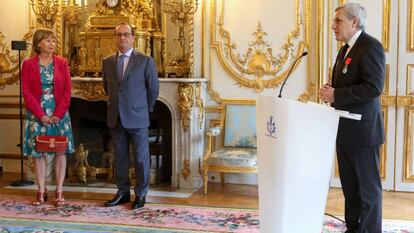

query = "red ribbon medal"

[{"left": 343, "top": 58, "right": 352, "bottom": 74}]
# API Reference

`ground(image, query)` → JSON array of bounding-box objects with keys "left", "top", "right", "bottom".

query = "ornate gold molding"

[
  {"left": 189, "top": 11, "right": 195, "bottom": 78},
  {"left": 404, "top": 107, "right": 414, "bottom": 181},
  {"left": 212, "top": 0, "right": 304, "bottom": 92},
  {"left": 207, "top": 33, "right": 222, "bottom": 103},
  {"left": 382, "top": 0, "right": 390, "bottom": 51},
  {"left": 86, "top": 0, "right": 153, "bottom": 30},
  {"left": 384, "top": 64, "right": 390, "bottom": 95},
  {"left": 380, "top": 106, "right": 388, "bottom": 179},
  {"left": 195, "top": 83, "right": 204, "bottom": 129},
  {"left": 207, "top": 0, "right": 311, "bottom": 102},
  {"left": 407, "top": 64, "right": 414, "bottom": 95},
  {"left": 397, "top": 96, "right": 413, "bottom": 107},
  {"left": 177, "top": 83, "right": 194, "bottom": 132},
  {"left": 0, "top": 30, "right": 33, "bottom": 89},
  {"left": 316, "top": 0, "right": 326, "bottom": 103},
  {"left": 408, "top": 0, "right": 414, "bottom": 51},
  {"left": 201, "top": 0, "right": 206, "bottom": 77},
  {"left": 298, "top": 82, "right": 316, "bottom": 102},
  {"left": 381, "top": 95, "right": 397, "bottom": 106},
  {"left": 72, "top": 79, "right": 107, "bottom": 101},
  {"left": 206, "top": 106, "right": 222, "bottom": 113},
  {"left": 181, "top": 158, "right": 191, "bottom": 180},
  {"left": 30, "top": 0, "right": 60, "bottom": 28}
]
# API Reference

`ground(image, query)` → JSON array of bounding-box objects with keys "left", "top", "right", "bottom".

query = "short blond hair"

[{"left": 31, "top": 29, "right": 55, "bottom": 55}]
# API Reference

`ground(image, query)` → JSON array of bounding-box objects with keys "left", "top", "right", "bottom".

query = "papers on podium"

[{"left": 306, "top": 101, "right": 362, "bottom": 120}]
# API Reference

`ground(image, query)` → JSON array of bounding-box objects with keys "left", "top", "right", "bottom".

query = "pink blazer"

[{"left": 21, "top": 55, "right": 72, "bottom": 120}]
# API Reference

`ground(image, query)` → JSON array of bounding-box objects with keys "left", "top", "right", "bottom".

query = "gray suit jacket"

[{"left": 103, "top": 50, "right": 159, "bottom": 129}]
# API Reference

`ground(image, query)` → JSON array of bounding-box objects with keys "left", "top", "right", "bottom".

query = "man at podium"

[{"left": 319, "top": 3, "right": 385, "bottom": 233}]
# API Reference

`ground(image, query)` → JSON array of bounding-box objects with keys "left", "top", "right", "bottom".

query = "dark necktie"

[
  {"left": 118, "top": 54, "right": 126, "bottom": 80},
  {"left": 333, "top": 43, "right": 349, "bottom": 86},
  {"left": 337, "top": 43, "right": 349, "bottom": 64}
]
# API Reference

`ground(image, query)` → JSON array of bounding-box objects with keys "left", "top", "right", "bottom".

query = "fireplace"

[
  {"left": 69, "top": 98, "right": 173, "bottom": 185},
  {"left": 70, "top": 77, "right": 207, "bottom": 189}
]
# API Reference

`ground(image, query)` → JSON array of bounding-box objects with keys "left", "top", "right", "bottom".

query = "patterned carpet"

[{"left": 0, "top": 194, "right": 413, "bottom": 233}]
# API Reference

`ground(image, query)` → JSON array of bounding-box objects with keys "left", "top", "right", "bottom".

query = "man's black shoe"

[
  {"left": 132, "top": 196, "right": 146, "bottom": 209},
  {"left": 105, "top": 194, "right": 131, "bottom": 207},
  {"left": 345, "top": 230, "right": 358, "bottom": 233}
]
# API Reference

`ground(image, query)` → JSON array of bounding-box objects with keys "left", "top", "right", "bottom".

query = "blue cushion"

[{"left": 208, "top": 149, "right": 257, "bottom": 167}]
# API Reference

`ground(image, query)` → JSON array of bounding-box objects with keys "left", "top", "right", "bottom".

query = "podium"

[{"left": 256, "top": 96, "right": 359, "bottom": 233}]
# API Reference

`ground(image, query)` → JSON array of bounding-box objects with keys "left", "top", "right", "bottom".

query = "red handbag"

[{"left": 35, "top": 135, "right": 68, "bottom": 153}]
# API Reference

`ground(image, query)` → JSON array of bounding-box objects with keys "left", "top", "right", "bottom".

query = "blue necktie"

[{"left": 118, "top": 54, "right": 126, "bottom": 80}]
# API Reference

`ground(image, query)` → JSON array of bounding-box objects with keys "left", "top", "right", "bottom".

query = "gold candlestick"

[
  {"left": 30, "top": 0, "right": 60, "bottom": 28},
  {"left": 163, "top": 0, "right": 199, "bottom": 77},
  {"left": 62, "top": 0, "right": 81, "bottom": 64}
]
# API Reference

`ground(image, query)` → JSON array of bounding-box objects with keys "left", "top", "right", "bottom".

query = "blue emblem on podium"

[{"left": 265, "top": 116, "right": 277, "bottom": 138}]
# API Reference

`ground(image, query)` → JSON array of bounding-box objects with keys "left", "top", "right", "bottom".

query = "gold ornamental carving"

[
  {"left": 72, "top": 79, "right": 107, "bottom": 101},
  {"left": 404, "top": 107, "right": 414, "bottom": 181},
  {"left": 0, "top": 31, "right": 33, "bottom": 89},
  {"left": 382, "top": 0, "right": 390, "bottom": 51},
  {"left": 77, "top": 0, "right": 166, "bottom": 77},
  {"left": 206, "top": 83, "right": 222, "bottom": 104},
  {"left": 409, "top": 0, "right": 414, "bottom": 51},
  {"left": 181, "top": 158, "right": 191, "bottom": 180},
  {"left": 298, "top": 82, "right": 316, "bottom": 102},
  {"left": 62, "top": 0, "right": 84, "bottom": 64},
  {"left": 381, "top": 95, "right": 397, "bottom": 106},
  {"left": 213, "top": 0, "right": 305, "bottom": 92},
  {"left": 195, "top": 83, "right": 204, "bottom": 129},
  {"left": 86, "top": 0, "right": 153, "bottom": 30},
  {"left": 30, "top": 0, "right": 60, "bottom": 28},
  {"left": 73, "top": 143, "right": 90, "bottom": 183},
  {"left": 163, "top": 0, "right": 199, "bottom": 78},
  {"left": 177, "top": 83, "right": 194, "bottom": 132},
  {"left": 397, "top": 96, "right": 413, "bottom": 107}
]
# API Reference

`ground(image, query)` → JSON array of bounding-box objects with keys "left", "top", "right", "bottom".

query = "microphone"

[{"left": 278, "top": 51, "right": 308, "bottom": 98}]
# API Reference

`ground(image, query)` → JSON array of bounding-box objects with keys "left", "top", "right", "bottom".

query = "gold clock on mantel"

[
  {"left": 78, "top": 0, "right": 166, "bottom": 77},
  {"left": 106, "top": 0, "right": 119, "bottom": 8}
]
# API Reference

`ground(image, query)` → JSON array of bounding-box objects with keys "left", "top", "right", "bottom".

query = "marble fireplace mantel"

[{"left": 71, "top": 77, "right": 207, "bottom": 189}]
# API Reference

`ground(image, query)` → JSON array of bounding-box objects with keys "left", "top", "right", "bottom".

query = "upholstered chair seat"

[{"left": 208, "top": 149, "right": 257, "bottom": 167}]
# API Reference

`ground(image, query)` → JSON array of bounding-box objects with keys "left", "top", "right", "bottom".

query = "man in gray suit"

[{"left": 102, "top": 22, "right": 159, "bottom": 210}]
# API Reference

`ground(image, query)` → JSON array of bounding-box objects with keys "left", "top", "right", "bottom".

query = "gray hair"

[{"left": 335, "top": 2, "right": 366, "bottom": 30}]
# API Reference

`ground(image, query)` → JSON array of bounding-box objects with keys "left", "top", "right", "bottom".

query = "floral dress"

[{"left": 23, "top": 62, "right": 75, "bottom": 157}]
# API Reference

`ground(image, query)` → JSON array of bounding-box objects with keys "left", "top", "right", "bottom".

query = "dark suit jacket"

[
  {"left": 102, "top": 50, "right": 159, "bottom": 129},
  {"left": 332, "top": 31, "right": 385, "bottom": 147}
]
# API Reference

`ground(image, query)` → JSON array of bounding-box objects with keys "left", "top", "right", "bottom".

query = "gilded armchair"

[{"left": 203, "top": 99, "right": 257, "bottom": 194}]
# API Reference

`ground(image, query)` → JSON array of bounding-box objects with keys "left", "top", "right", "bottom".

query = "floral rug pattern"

[{"left": 0, "top": 194, "right": 413, "bottom": 233}]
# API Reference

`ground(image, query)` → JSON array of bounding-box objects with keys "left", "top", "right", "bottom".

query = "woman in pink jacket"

[{"left": 22, "top": 29, "right": 74, "bottom": 206}]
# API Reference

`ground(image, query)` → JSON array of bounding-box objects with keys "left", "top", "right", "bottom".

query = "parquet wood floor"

[{"left": 1, "top": 172, "right": 413, "bottom": 220}]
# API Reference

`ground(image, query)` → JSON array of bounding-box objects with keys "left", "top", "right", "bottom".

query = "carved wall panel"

[{"left": 207, "top": 0, "right": 311, "bottom": 102}]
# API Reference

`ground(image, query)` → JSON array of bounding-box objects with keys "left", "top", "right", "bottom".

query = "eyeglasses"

[{"left": 116, "top": 32, "right": 132, "bottom": 38}]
